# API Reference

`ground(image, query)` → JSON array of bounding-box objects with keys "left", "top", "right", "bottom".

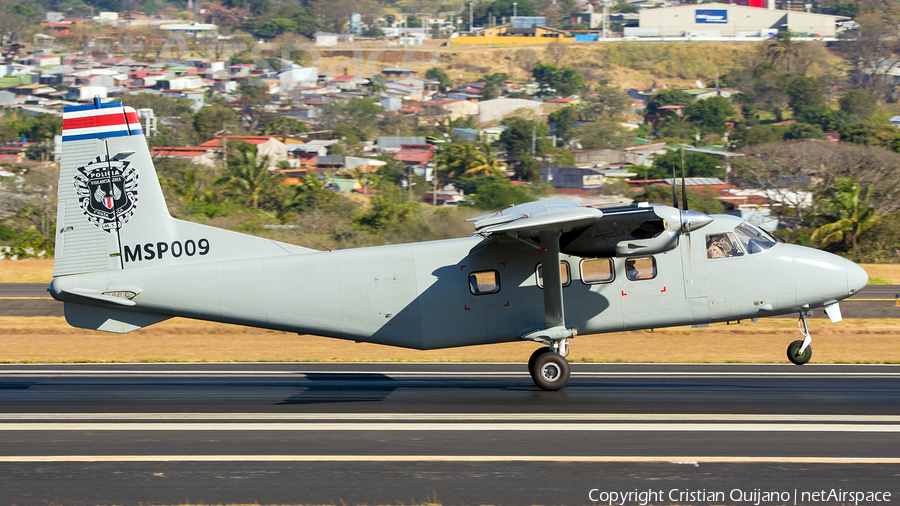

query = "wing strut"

[{"left": 520, "top": 231, "right": 575, "bottom": 347}]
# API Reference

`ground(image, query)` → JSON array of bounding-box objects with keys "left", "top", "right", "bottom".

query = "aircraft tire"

[
  {"left": 532, "top": 352, "right": 570, "bottom": 391},
  {"left": 787, "top": 340, "right": 812, "bottom": 365},
  {"left": 528, "top": 347, "right": 552, "bottom": 380}
]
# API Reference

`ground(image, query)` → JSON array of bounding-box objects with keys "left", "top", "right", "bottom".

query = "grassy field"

[{"left": 2, "top": 316, "right": 899, "bottom": 364}]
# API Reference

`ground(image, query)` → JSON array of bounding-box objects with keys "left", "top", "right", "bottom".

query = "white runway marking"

[
  {"left": 0, "top": 455, "right": 897, "bottom": 464},
  {"left": 0, "top": 413, "right": 899, "bottom": 422},
  {"left": 0, "top": 422, "right": 898, "bottom": 432}
]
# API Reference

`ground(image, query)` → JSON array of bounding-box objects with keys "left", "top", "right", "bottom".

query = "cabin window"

[
  {"left": 733, "top": 222, "right": 777, "bottom": 254},
  {"left": 536, "top": 261, "right": 571, "bottom": 288},
  {"left": 625, "top": 257, "right": 657, "bottom": 281},
  {"left": 705, "top": 233, "right": 744, "bottom": 259},
  {"left": 580, "top": 258, "right": 615, "bottom": 284},
  {"left": 469, "top": 270, "right": 500, "bottom": 295}
]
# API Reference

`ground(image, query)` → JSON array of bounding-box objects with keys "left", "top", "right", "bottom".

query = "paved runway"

[
  {"left": 3, "top": 283, "right": 900, "bottom": 318},
  {"left": 0, "top": 363, "right": 898, "bottom": 505}
]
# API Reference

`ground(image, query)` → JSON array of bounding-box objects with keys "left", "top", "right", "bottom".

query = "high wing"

[{"left": 468, "top": 199, "right": 713, "bottom": 346}]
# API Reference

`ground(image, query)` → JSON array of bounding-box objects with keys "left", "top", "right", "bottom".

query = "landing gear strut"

[
  {"left": 528, "top": 339, "right": 570, "bottom": 390},
  {"left": 787, "top": 311, "right": 813, "bottom": 365}
]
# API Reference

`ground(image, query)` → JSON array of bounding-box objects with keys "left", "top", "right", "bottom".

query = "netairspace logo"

[{"left": 588, "top": 488, "right": 892, "bottom": 505}]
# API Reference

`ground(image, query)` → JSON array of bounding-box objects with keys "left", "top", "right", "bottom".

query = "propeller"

[
  {"left": 671, "top": 163, "right": 678, "bottom": 209},
  {"left": 680, "top": 149, "right": 688, "bottom": 211}
]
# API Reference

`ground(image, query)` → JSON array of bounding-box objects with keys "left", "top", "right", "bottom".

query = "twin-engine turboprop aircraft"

[{"left": 49, "top": 100, "right": 868, "bottom": 390}]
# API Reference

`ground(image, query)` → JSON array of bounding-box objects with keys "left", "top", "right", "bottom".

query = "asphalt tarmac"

[
  {"left": 0, "top": 363, "right": 898, "bottom": 505},
  {"left": 2, "top": 283, "right": 900, "bottom": 318}
]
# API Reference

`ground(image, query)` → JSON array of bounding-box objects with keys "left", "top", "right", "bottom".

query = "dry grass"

[
  {"left": 2, "top": 316, "right": 899, "bottom": 364},
  {"left": 0, "top": 259, "right": 53, "bottom": 283},
  {"left": 860, "top": 264, "right": 900, "bottom": 284}
]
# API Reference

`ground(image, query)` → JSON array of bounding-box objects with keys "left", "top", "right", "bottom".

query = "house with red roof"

[
  {"left": 199, "top": 135, "right": 288, "bottom": 166},
  {"left": 151, "top": 146, "right": 219, "bottom": 167},
  {"left": 394, "top": 143, "right": 435, "bottom": 167}
]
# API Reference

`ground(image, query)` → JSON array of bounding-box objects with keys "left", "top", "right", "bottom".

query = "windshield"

[{"left": 733, "top": 221, "right": 777, "bottom": 254}]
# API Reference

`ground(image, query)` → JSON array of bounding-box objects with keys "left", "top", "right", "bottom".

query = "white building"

[
  {"left": 637, "top": 3, "right": 849, "bottom": 38},
  {"left": 477, "top": 98, "right": 543, "bottom": 124}
]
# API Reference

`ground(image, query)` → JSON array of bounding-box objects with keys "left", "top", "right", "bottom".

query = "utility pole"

[
  {"left": 470, "top": 2, "right": 474, "bottom": 32},
  {"left": 513, "top": 2, "right": 517, "bottom": 17}
]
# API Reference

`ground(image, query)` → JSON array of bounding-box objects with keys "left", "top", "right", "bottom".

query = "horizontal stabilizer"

[
  {"left": 64, "top": 302, "right": 171, "bottom": 333},
  {"left": 62, "top": 288, "right": 137, "bottom": 306}
]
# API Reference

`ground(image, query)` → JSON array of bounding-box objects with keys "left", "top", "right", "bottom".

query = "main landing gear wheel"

[
  {"left": 531, "top": 352, "right": 570, "bottom": 391},
  {"left": 528, "top": 347, "right": 551, "bottom": 380},
  {"left": 787, "top": 340, "right": 812, "bottom": 365}
]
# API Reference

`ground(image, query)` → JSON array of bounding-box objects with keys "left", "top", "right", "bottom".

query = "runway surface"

[
  {"left": 0, "top": 363, "right": 898, "bottom": 505},
  {"left": 2, "top": 283, "right": 899, "bottom": 318}
]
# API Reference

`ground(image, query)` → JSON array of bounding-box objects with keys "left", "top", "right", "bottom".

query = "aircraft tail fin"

[
  {"left": 54, "top": 98, "right": 167, "bottom": 277},
  {"left": 54, "top": 99, "right": 312, "bottom": 278}
]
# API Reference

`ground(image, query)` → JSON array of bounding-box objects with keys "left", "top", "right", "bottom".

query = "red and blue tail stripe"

[{"left": 62, "top": 99, "right": 143, "bottom": 142}]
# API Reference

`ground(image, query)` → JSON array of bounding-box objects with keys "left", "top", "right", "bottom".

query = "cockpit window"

[
  {"left": 734, "top": 221, "right": 777, "bottom": 254},
  {"left": 705, "top": 233, "right": 744, "bottom": 259}
]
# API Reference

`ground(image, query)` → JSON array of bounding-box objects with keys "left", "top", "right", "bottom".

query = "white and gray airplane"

[{"left": 48, "top": 100, "right": 869, "bottom": 390}]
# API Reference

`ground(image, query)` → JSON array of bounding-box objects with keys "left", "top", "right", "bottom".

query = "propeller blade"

[
  {"left": 671, "top": 164, "right": 678, "bottom": 209},
  {"left": 680, "top": 149, "right": 689, "bottom": 211}
]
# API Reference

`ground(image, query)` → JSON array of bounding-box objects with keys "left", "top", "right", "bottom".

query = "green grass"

[{"left": 869, "top": 276, "right": 893, "bottom": 285}]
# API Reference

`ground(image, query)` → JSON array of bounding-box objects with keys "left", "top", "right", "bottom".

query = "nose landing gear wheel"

[
  {"left": 531, "top": 352, "right": 570, "bottom": 391},
  {"left": 787, "top": 340, "right": 812, "bottom": 365}
]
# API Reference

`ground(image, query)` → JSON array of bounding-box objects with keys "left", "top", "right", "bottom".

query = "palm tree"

[
  {"left": 462, "top": 142, "right": 507, "bottom": 177},
  {"left": 766, "top": 31, "right": 803, "bottom": 73},
  {"left": 217, "top": 149, "right": 277, "bottom": 209},
  {"left": 811, "top": 177, "right": 884, "bottom": 250}
]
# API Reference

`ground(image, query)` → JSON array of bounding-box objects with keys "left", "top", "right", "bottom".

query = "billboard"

[{"left": 695, "top": 9, "right": 728, "bottom": 23}]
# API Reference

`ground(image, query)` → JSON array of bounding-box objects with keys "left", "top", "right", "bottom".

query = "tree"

[
  {"left": 656, "top": 112, "right": 695, "bottom": 142},
  {"left": 435, "top": 142, "right": 507, "bottom": 178},
  {"left": 734, "top": 142, "right": 900, "bottom": 227},
  {"left": 834, "top": 14, "right": 900, "bottom": 98},
  {"left": 259, "top": 117, "right": 310, "bottom": 136},
  {"left": 812, "top": 177, "right": 885, "bottom": 250},
  {"left": 783, "top": 123, "right": 825, "bottom": 141},
  {"left": 548, "top": 107, "right": 578, "bottom": 142},
  {"left": 473, "top": 0, "right": 536, "bottom": 26},
  {"left": 650, "top": 150, "right": 722, "bottom": 179},
  {"left": 839, "top": 89, "right": 878, "bottom": 121},
  {"left": 193, "top": 105, "right": 241, "bottom": 143},
  {"left": 580, "top": 85, "right": 631, "bottom": 118},
  {"left": 838, "top": 122, "right": 900, "bottom": 148},
  {"left": 684, "top": 96, "right": 735, "bottom": 135},
  {"left": 470, "top": 180, "right": 536, "bottom": 210},
  {"left": 571, "top": 117, "right": 631, "bottom": 150},
  {"left": 784, "top": 74, "right": 826, "bottom": 115},
  {"left": 645, "top": 89, "right": 692, "bottom": 116},
  {"left": 499, "top": 117, "right": 551, "bottom": 176},
  {"left": 425, "top": 67, "right": 452, "bottom": 89},
  {"left": 766, "top": 31, "right": 805, "bottom": 72},
  {"left": 795, "top": 106, "right": 851, "bottom": 132},
  {"left": 254, "top": 18, "right": 299, "bottom": 38},
  {"left": 218, "top": 148, "right": 279, "bottom": 208},
  {"left": 531, "top": 62, "right": 585, "bottom": 97},
  {"left": 321, "top": 97, "right": 382, "bottom": 130}
]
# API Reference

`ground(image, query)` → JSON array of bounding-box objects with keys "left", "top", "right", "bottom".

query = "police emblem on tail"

[{"left": 74, "top": 156, "right": 139, "bottom": 232}]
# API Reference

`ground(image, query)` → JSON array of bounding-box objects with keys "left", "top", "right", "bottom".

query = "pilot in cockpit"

[{"left": 706, "top": 233, "right": 743, "bottom": 259}]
